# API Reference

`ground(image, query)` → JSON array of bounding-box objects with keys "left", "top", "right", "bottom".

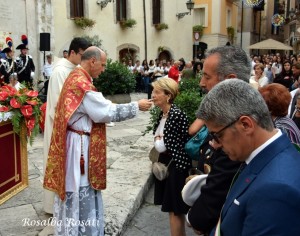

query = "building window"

[
  {"left": 116, "top": 0, "right": 127, "bottom": 21},
  {"left": 152, "top": 0, "right": 161, "bottom": 24},
  {"left": 194, "top": 7, "right": 206, "bottom": 27},
  {"left": 70, "top": 0, "right": 84, "bottom": 18},
  {"left": 227, "top": 9, "right": 232, "bottom": 27}
]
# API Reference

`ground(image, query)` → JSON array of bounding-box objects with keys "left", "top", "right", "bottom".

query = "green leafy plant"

[
  {"left": 174, "top": 91, "right": 203, "bottom": 125},
  {"left": 82, "top": 35, "right": 103, "bottom": 47},
  {"left": 193, "top": 25, "right": 204, "bottom": 33},
  {"left": 155, "top": 23, "right": 169, "bottom": 31},
  {"left": 74, "top": 17, "right": 96, "bottom": 30},
  {"left": 158, "top": 46, "right": 165, "bottom": 52},
  {"left": 93, "top": 59, "right": 136, "bottom": 96},
  {"left": 144, "top": 106, "right": 161, "bottom": 135},
  {"left": 144, "top": 77, "right": 203, "bottom": 134},
  {"left": 227, "top": 26, "right": 235, "bottom": 43},
  {"left": 120, "top": 18, "right": 137, "bottom": 29}
]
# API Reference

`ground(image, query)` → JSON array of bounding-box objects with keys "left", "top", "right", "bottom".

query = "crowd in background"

[{"left": 125, "top": 57, "right": 203, "bottom": 99}]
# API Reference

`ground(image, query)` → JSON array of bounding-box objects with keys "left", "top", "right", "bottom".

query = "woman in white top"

[
  {"left": 8, "top": 73, "right": 22, "bottom": 90},
  {"left": 250, "top": 63, "right": 269, "bottom": 89},
  {"left": 272, "top": 55, "right": 283, "bottom": 78}
]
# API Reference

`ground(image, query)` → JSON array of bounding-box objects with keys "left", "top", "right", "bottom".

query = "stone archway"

[
  {"left": 117, "top": 43, "right": 140, "bottom": 64},
  {"left": 158, "top": 50, "right": 171, "bottom": 62},
  {"left": 157, "top": 46, "right": 174, "bottom": 62}
]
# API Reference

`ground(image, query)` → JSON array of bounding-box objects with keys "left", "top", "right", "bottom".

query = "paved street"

[
  {"left": 123, "top": 185, "right": 195, "bottom": 236},
  {"left": 0, "top": 93, "right": 154, "bottom": 236},
  {"left": 0, "top": 93, "right": 198, "bottom": 236}
]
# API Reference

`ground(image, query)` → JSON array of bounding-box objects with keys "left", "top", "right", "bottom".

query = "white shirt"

[
  {"left": 250, "top": 75, "right": 269, "bottom": 88},
  {"left": 43, "top": 62, "right": 53, "bottom": 77},
  {"left": 154, "top": 117, "right": 167, "bottom": 153},
  {"left": 65, "top": 91, "right": 139, "bottom": 192},
  {"left": 289, "top": 88, "right": 299, "bottom": 117},
  {"left": 245, "top": 129, "right": 282, "bottom": 165}
]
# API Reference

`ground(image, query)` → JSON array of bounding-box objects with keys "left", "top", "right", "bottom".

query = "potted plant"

[
  {"left": 155, "top": 23, "right": 169, "bottom": 31},
  {"left": 74, "top": 17, "right": 96, "bottom": 30},
  {"left": 193, "top": 25, "right": 204, "bottom": 33},
  {"left": 120, "top": 18, "right": 137, "bottom": 29},
  {"left": 227, "top": 26, "right": 235, "bottom": 43},
  {"left": 193, "top": 25, "right": 204, "bottom": 41},
  {"left": 93, "top": 59, "right": 136, "bottom": 103}
]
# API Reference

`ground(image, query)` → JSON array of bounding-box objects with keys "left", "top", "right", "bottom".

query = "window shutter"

[
  {"left": 152, "top": 0, "right": 161, "bottom": 25},
  {"left": 116, "top": 0, "right": 121, "bottom": 21},
  {"left": 122, "top": 0, "right": 127, "bottom": 20},
  {"left": 70, "top": 0, "right": 84, "bottom": 18},
  {"left": 116, "top": 0, "right": 127, "bottom": 21}
]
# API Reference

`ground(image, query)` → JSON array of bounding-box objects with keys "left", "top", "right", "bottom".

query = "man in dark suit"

[
  {"left": 15, "top": 44, "right": 35, "bottom": 87},
  {"left": 198, "top": 79, "right": 300, "bottom": 235},
  {"left": 0, "top": 47, "right": 16, "bottom": 84},
  {"left": 187, "top": 46, "right": 251, "bottom": 235}
]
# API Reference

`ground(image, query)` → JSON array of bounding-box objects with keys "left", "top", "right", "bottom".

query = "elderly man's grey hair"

[
  {"left": 197, "top": 79, "right": 274, "bottom": 131},
  {"left": 81, "top": 46, "right": 101, "bottom": 61},
  {"left": 205, "top": 46, "right": 251, "bottom": 83}
]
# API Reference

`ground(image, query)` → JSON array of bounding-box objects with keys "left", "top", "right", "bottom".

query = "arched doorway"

[
  {"left": 117, "top": 43, "right": 140, "bottom": 65},
  {"left": 119, "top": 48, "right": 136, "bottom": 64},
  {"left": 158, "top": 50, "right": 171, "bottom": 62}
]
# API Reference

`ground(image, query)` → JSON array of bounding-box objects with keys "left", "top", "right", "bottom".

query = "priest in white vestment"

[
  {"left": 43, "top": 37, "right": 90, "bottom": 214},
  {"left": 44, "top": 46, "right": 152, "bottom": 235}
]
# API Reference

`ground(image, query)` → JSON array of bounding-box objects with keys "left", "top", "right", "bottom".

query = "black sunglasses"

[{"left": 209, "top": 117, "right": 240, "bottom": 144}]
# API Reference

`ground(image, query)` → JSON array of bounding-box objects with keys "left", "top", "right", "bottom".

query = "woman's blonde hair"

[
  {"left": 254, "top": 63, "right": 264, "bottom": 72},
  {"left": 152, "top": 77, "right": 179, "bottom": 103}
]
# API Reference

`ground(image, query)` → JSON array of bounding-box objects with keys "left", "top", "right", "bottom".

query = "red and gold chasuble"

[{"left": 43, "top": 67, "right": 106, "bottom": 201}]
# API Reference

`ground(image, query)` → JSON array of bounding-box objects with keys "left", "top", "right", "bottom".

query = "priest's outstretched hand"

[{"left": 138, "top": 99, "right": 153, "bottom": 111}]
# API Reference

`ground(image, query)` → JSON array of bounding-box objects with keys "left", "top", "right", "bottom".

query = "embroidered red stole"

[{"left": 43, "top": 67, "right": 106, "bottom": 201}]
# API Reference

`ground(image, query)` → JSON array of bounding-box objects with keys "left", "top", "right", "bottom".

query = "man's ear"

[{"left": 239, "top": 116, "right": 255, "bottom": 133}]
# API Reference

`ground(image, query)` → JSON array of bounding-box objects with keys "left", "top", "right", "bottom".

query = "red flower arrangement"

[{"left": 0, "top": 85, "right": 42, "bottom": 144}]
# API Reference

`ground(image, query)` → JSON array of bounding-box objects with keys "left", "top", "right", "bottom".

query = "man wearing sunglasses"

[
  {"left": 198, "top": 79, "right": 300, "bottom": 236},
  {"left": 186, "top": 45, "right": 251, "bottom": 235}
]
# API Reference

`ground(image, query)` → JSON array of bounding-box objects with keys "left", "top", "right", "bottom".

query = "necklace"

[{"left": 162, "top": 111, "right": 169, "bottom": 118}]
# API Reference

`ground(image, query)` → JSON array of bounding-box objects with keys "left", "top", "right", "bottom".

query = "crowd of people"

[
  {"left": 1, "top": 36, "right": 300, "bottom": 235},
  {"left": 127, "top": 46, "right": 300, "bottom": 236},
  {"left": 126, "top": 57, "right": 203, "bottom": 99}
]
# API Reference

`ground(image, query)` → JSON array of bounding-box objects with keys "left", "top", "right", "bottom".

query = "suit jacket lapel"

[{"left": 221, "top": 134, "right": 291, "bottom": 219}]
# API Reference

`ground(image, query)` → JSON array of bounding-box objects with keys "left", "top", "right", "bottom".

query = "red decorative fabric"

[{"left": 43, "top": 67, "right": 106, "bottom": 200}]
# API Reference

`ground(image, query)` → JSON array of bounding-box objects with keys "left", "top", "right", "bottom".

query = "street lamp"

[
  {"left": 97, "top": 0, "right": 114, "bottom": 10},
  {"left": 176, "top": 0, "right": 195, "bottom": 20}
]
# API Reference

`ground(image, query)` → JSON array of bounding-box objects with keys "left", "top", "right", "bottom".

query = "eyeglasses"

[
  {"left": 296, "top": 107, "right": 300, "bottom": 113},
  {"left": 209, "top": 117, "right": 240, "bottom": 144}
]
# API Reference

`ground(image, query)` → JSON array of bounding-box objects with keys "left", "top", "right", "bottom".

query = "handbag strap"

[{"left": 167, "top": 159, "right": 173, "bottom": 168}]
